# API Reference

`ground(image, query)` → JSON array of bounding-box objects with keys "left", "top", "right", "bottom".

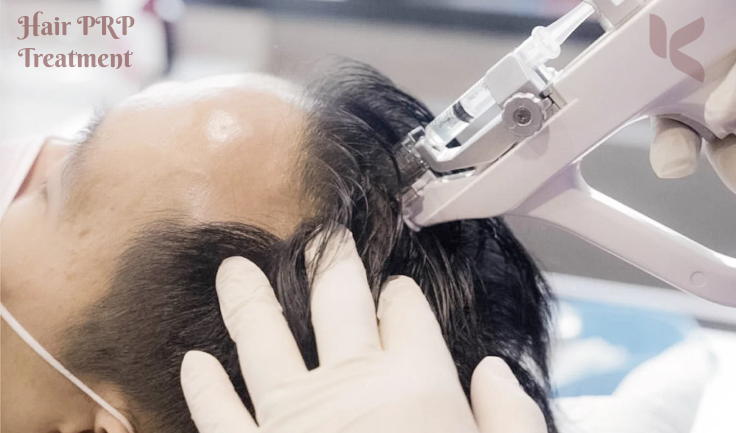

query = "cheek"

[
  {"left": 1, "top": 319, "right": 105, "bottom": 433},
  {"left": 0, "top": 198, "right": 105, "bottom": 352},
  {"left": 1, "top": 197, "right": 52, "bottom": 309},
  {"left": 1, "top": 321, "right": 68, "bottom": 433}
]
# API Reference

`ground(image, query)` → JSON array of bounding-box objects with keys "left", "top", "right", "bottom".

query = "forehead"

[
  {"left": 103, "top": 73, "right": 304, "bottom": 157},
  {"left": 69, "top": 73, "right": 307, "bottom": 235}
]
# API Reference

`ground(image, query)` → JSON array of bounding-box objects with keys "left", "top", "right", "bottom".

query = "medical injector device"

[{"left": 396, "top": 0, "right": 736, "bottom": 307}]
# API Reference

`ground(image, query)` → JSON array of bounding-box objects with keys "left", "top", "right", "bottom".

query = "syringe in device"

[{"left": 422, "top": 1, "right": 596, "bottom": 150}]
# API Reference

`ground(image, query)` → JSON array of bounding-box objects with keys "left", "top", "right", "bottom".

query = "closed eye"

[{"left": 38, "top": 180, "right": 49, "bottom": 205}]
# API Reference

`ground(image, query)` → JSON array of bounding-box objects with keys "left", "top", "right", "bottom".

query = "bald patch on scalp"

[
  {"left": 121, "top": 74, "right": 307, "bottom": 110},
  {"left": 60, "top": 73, "right": 311, "bottom": 239}
]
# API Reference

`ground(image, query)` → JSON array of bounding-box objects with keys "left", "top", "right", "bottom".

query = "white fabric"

[
  {"left": 180, "top": 228, "right": 548, "bottom": 433},
  {"left": 0, "top": 137, "right": 45, "bottom": 218},
  {"left": 0, "top": 138, "right": 135, "bottom": 433},
  {"left": 554, "top": 335, "right": 716, "bottom": 433}
]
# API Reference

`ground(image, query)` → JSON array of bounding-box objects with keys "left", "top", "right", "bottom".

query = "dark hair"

[{"left": 62, "top": 60, "right": 556, "bottom": 433}]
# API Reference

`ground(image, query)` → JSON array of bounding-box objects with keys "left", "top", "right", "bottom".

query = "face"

[{"left": 1, "top": 74, "right": 307, "bottom": 433}]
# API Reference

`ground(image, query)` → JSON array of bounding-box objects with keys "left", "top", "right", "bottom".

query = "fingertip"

[
  {"left": 218, "top": 256, "right": 255, "bottom": 275},
  {"left": 704, "top": 97, "right": 725, "bottom": 137},
  {"left": 472, "top": 356, "right": 519, "bottom": 386},
  {"left": 304, "top": 232, "right": 324, "bottom": 266},
  {"left": 307, "top": 225, "right": 381, "bottom": 367},
  {"left": 377, "top": 275, "right": 452, "bottom": 362},
  {"left": 217, "top": 256, "right": 250, "bottom": 280},
  {"left": 221, "top": 255, "right": 250, "bottom": 267},
  {"left": 471, "top": 357, "right": 548, "bottom": 433},
  {"left": 705, "top": 66, "right": 736, "bottom": 137},
  {"left": 381, "top": 275, "right": 422, "bottom": 294},
  {"left": 180, "top": 350, "right": 227, "bottom": 402},
  {"left": 181, "top": 351, "right": 220, "bottom": 381},
  {"left": 216, "top": 256, "right": 265, "bottom": 293},
  {"left": 180, "top": 351, "right": 258, "bottom": 433},
  {"left": 182, "top": 349, "right": 203, "bottom": 369},
  {"left": 650, "top": 120, "right": 701, "bottom": 179},
  {"left": 214, "top": 256, "right": 281, "bottom": 344},
  {"left": 377, "top": 275, "right": 424, "bottom": 320},
  {"left": 705, "top": 136, "right": 736, "bottom": 194},
  {"left": 305, "top": 225, "right": 356, "bottom": 268},
  {"left": 182, "top": 350, "right": 218, "bottom": 370}
]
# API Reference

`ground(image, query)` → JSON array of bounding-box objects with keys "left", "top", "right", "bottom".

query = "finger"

[
  {"left": 650, "top": 117, "right": 702, "bottom": 179},
  {"left": 216, "top": 256, "right": 307, "bottom": 406},
  {"left": 376, "top": 276, "right": 454, "bottom": 366},
  {"left": 705, "top": 63, "right": 736, "bottom": 137},
  {"left": 705, "top": 135, "right": 736, "bottom": 194},
  {"left": 307, "top": 227, "right": 381, "bottom": 366},
  {"left": 470, "top": 357, "right": 548, "bottom": 433},
  {"left": 181, "top": 351, "right": 258, "bottom": 433}
]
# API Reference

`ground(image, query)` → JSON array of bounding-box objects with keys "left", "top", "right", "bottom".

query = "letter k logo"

[{"left": 650, "top": 15, "right": 705, "bottom": 82}]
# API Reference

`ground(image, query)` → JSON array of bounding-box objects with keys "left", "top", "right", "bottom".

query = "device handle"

[{"left": 510, "top": 164, "right": 736, "bottom": 307}]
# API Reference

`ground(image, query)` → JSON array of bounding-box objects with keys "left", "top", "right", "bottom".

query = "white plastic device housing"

[{"left": 405, "top": 0, "right": 736, "bottom": 306}]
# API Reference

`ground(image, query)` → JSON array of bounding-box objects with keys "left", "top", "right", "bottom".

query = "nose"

[{"left": 14, "top": 138, "right": 71, "bottom": 200}]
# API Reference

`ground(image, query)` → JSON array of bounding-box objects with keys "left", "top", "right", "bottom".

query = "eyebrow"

[{"left": 58, "top": 111, "right": 105, "bottom": 207}]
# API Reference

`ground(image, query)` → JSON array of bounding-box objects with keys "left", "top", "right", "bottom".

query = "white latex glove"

[
  {"left": 180, "top": 228, "right": 547, "bottom": 433},
  {"left": 650, "top": 62, "right": 736, "bottom": 193}
]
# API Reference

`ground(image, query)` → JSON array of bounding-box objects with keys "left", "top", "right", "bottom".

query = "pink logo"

[{"left": 650, "top": 14, "right": 705, "bottom": 82}]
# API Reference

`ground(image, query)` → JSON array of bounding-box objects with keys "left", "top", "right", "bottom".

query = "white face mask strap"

[{"left": 0, "top": 304, "right": 135, "bottom": 433}]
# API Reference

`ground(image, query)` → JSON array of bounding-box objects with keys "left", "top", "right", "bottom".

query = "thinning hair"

[{"left": 62, "top": 60, "right": 556, "bottom": 433}]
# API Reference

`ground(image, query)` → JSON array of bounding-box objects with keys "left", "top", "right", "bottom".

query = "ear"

[{"left": 94, "top": 408, "right": 132, "bottom": 433}]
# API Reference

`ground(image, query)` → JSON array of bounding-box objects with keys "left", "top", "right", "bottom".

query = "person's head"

[{"left": 1, "top": 60, "right": 555, "bottom": 433}]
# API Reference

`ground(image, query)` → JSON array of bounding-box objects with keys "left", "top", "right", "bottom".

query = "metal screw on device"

[
  {"left": 502, "top": 93, "right": 548, "bottom": 138},
  {"left": 513, "top": 107, "right": 533, "bottom": 126}
]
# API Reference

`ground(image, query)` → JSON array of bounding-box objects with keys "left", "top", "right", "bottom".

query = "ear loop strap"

[{"left": 1, "top": 304, "right": 135, "bottom": 433}]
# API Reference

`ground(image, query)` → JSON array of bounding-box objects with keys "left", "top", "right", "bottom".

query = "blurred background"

[{"left": 1, "top": 1, "right": 735, "bottom": 428}]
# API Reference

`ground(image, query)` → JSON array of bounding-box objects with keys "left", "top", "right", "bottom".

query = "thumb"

[
  {"left": 705, "top": 135, "right": 736, "bottom": 194},
  {"left": 470, "top": 357, "right": 548, "bottom": 433},
  {"left": 650, "top": 118, "right": 702, "bottom": 179},
  {"left": 704, "top": 61, "right": 736, "bottom": 137}
]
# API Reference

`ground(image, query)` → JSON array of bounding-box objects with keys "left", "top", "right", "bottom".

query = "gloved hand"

[
  {"left": 650, "top": 62, "right": 736, "bottom": 193},
  {"left": 180, "top": 228, "right": 547, "bottom": 433}
]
